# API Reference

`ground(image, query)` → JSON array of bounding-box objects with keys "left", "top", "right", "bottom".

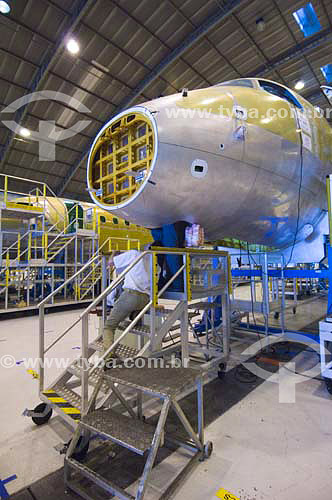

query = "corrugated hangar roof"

[{"left": 1, "top": 0, "right": 332, "bottom": 200}]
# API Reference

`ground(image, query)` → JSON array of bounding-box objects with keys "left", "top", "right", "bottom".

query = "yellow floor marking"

[{"left": 216, "top": 488, "right": 240, "bottom": 500}]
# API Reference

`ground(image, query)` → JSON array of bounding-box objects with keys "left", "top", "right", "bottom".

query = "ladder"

[
  {"left": 65, "top": 365, "right": 212, "bottom": 500},
  {"left": 25, "top": 247, "right": 231, "bottom": 428}
]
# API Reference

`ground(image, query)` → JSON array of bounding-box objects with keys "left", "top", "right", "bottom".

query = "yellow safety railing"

[
  {"left": 105, "top": 236, "right": 141, "bottom": 253},
  {"left": 17, "top": 234, "right": 20, "bottom": 263},
  {"left": 4, "top": 175, "right": 8, "bottom": 204},
  {"left": 1, "top": 173, "right": 49, "bottom": 208},
  {"left": 93, "top": 207, "right": 97, "bottom": 233},
  {"left": 75, "top": 236, "right": 141, "bottom": 299},
  {"left": 28, "top": 233, "right": 32, "bottom": 261}
]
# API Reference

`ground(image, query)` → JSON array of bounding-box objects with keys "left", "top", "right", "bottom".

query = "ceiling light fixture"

[
  {"left": 295, "top": 80, "right": 305, "bottom": 90},
  {"left": 256, "top": 17, "right": 266, "bottom": 32},
  {"left": 66, "top": 38, "right": 80, "bottom": 55},
  {"left": 0, "top": 1, "right": 11, "bottom": 14},
  {"left": 19, "top": 128, "right": 31, "bottom": 138}
]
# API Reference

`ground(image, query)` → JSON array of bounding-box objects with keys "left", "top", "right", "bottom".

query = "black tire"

[
  {"left": 203, "top": 441, "right": 213, "bottom": 459},
  {"left": 325, "top": 378, "right": 332, "bottom": 395},
  {"left": 274, "top": 312, "right": 279, "bottom": 320},
  {"left": 218, "top": 363, "right": 227, "bottom": 380},
  {"left": 32, "top": 403, "right": 53, "bottom": 426}
]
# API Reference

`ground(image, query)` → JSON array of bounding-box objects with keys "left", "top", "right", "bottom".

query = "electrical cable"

[
  {"left": 240, "top": 128, "right": 305, "bottom": 360},
  {"left": 264, "top": 344, "right": 324, "bottom": 381}
]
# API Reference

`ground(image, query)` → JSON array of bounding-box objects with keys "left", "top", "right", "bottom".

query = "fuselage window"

[
  {"left": 113, "top": 217, "right": 118, "bottom": 224},
  {"left": 258, "top": 80, "right": 303, "bottom": 109}
]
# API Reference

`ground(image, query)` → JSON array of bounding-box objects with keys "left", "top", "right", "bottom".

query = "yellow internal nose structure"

[{"left": 88, "top": 111, "right": 155, "bottom": 207}]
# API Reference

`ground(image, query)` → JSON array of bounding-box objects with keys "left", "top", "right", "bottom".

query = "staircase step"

[
  {"left": 65, "top": 458, "right": 134, "bottom": 500},
  {"left": 80, "top": 408, "right": 155, "bottom": 454},
  {"left": 67, "top": 361, "right": 112, "bottom": 394},
  {"left": 89, "top": 339, "right": 140, "bottom": 359},
  {"left": 51, "top": 383, "right": 82, "bottom": 409},
  {"left": 103, "top": 366, "right": 199, "bottom": 398}
]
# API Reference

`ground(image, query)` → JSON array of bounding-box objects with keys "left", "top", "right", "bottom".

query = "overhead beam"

[
  {"left": 252, "top": 27, "right": 332, "bottom": 77},
  {"left": 57, "top": 0, "right": 245, "bottom": 195},
  {"left": 271, "top": 0, "right": 330, "bottom": 107},
  {"left": 114, "top": 0, "right": 244, "bottom": 112},
  {"left": 0, "top": 0, "right": 95, "bottom": 170}
]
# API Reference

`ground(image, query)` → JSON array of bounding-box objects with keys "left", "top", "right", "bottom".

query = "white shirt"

[{"left": 114, "top": 250, "right": 151, "bottom": 294}]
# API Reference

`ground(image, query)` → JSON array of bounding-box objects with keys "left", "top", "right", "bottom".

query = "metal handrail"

[
  {"left": 89, "top": 260, "right": 186, "bottom": 375},
  {"left": 42, "top": 257, "right": 103, "bottom": 354},
  {"left": 42, "top": 251, "right": 146, "bottom": 355},
  {"left": 39, "top": 237, "right": 111, "bottom": 307},
  {"left": 40, "top": 247, "right": 193, "bottom": 390},
  {"left": 81, "top": 251, "right": 149, "bottom": 318},
  {"left": 39, "top": 247, "right": 205, "bottom": 397},
  {"left": 0, "top": 228, "right": 31, "bottom": 259},
  {"left": 79, "top": 265, "right": 101, "bottom": 288},
  {"left": 0, "top": 172, "right": 48, "bottom": 187},
  {"left": 80, "top": 278, "right": 100, "bottom": 300},
  {"left": 46, "top": 217, "right": 75, "bottom": 249},
  {"left": 0, "top": 188, "right": 34, "bottom": 198}
]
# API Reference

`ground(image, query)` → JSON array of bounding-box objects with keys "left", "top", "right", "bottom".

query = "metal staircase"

[
  {"left": 76, "top": 264, "right": 102, "bottom": 300},
  {"left": 46, "top": 234, "right": 75, "bottom": 262},
  {"left": 65, "top": 365, "right": 212, "bottom": 500},
  {"left": 25, "top": 247, "right": 231, "bottom": 431},
  {"left": 0, "top": 196, "right": 100, "bottom": 310}
]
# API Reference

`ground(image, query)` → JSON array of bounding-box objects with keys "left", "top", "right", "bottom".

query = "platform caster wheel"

[
  {"left": 325, "top": 378, "right": 332, "bottom": 395},
  {"left": 274, "top": 312, "right": 279, "bottom": 320},
  {"left": 203, "top": 441, "right": 213, "bottom": 459},
  {"left": 69, "top": 436, "right": 90, "bottom": 461},
  {"left": 217, "top": 363, "right": 227, "bottom": 380},
  {"left": 31, "top": 403, "right": 53, "bottom": 426}
]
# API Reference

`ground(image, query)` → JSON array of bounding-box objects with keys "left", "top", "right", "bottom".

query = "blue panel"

[
  {"left": 321, "top": 63, "right": 332, "bottom": 83},
  {"left": 293, "top": 3, "right": 322, "bottom": 37}
]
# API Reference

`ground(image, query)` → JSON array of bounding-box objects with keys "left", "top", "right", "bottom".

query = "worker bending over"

[{"left": 103, "top": 242, "right": 160, "bottom": 365}]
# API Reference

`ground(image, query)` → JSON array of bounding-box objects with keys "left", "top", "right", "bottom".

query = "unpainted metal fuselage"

[{"left": 87, "top": 78, "right": 332, "bottom": 248}]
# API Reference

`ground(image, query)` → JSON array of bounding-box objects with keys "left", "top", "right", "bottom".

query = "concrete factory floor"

[{"left": 1, "top": 290, "right": 331, "bottom": 500}]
